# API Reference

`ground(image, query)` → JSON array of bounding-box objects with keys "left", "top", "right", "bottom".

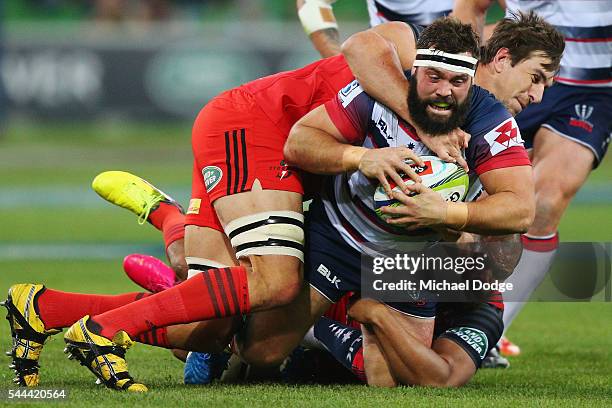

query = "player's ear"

[{"left": 493, "top": 47, "right": 512, "bottom": 73}]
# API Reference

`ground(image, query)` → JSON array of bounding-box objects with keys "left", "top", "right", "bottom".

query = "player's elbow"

[
  {"left": 518, "top": 209, "right": 535, "bottom": 233},
  {"left": 284, "top": 126, "right": 303, "bottom": 166},
  {"left": 342, "top": 29, "right": 396, "bottom": 65},
  {"left": 515, "top": 194, "right": 536, "bottom": 233}
]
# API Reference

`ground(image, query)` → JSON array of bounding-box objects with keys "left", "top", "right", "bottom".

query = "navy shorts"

[
  {"left": 516, "top": 83, "right": 611, "bottom": 167},
  {"left": 434, "top": 302, "right": 504, "bottom": 368},
  {"left": 305, "top": 199, "right": 436, "bottom": 318}
]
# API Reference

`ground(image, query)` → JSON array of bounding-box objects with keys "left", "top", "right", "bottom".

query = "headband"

[{"left": 413, "top": 49, "right": 478, "bottom": 77}]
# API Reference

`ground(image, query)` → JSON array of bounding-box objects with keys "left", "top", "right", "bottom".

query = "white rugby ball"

[{"left": 373, "top": 155, "right": 469, "bottom": 221}]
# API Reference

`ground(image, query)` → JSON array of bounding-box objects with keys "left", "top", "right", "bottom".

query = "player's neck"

[{"left": 474, "top": 64, "right": 497, "bottom": 96}]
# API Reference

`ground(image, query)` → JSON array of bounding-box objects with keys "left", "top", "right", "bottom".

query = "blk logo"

[{"left": 317, "top": 264, "right": 341, "bottom": 289}]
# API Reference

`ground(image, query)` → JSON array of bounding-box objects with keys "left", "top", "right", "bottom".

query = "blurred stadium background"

[{"left": 0, "top": 1, "right": 610, "bottom": 406}]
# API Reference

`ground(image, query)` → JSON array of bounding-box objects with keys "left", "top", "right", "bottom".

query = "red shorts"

[{"left": 185, "top": 88, "right": 304, "bottom": 231}]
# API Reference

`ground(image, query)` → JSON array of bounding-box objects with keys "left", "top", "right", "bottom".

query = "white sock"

[
  {"left": 301, "top": 326, "right": 327, "bottom": 351},
  {"left": 502, "top": 233, "right": 559, "bottom": 336}
]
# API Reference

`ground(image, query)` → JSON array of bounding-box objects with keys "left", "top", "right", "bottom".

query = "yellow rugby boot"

[
  {"left": 2, "top": 284, "right": 61, "bottom": 387},
  {"left": 63, "top": 316, "right": 147, "bottom": 392},
  {"left": 92, "top": 170, "right": 183, "bottom": 225}
]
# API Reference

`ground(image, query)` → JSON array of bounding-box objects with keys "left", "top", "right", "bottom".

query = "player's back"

[{"left": 240, "top": 55, "right": 355, "bottom": 135}]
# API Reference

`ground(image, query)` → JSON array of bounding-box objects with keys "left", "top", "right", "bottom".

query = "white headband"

[{"left": 413, "top": 49, "right": 478, "bottom": 77}]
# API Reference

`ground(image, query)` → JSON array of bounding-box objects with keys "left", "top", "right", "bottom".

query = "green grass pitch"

[{"left": 0, "top": 123, "right": 611, "bottom": 406}]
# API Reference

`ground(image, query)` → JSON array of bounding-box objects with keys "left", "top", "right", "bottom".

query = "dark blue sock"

[{"left": 313, "top": 317, "right": 364, "bottom": 374}]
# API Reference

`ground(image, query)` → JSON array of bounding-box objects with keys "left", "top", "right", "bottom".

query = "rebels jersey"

[
  {"left": 322, "top": 77, "right": 531, "bottom": 253},
  {"left": 240, "top": 55, "right": 355, "bottom": 136},
  {"left": 366, "top": 0, "right": 453, "bottom": 27},
  {"left": 505, "top": 0, "right": 612, "bottom": 87}
]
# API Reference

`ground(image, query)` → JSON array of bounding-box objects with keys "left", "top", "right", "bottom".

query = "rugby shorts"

[
  {"left": 434, "top": 302, "right": 504, "bottom": 368},
  {"left": 185, "top": 88, "right": 304, "bottom": 230},
  {"left": 305, "top": 198, "right": 436, "bottom": 318},
  {"left": 516, "top": 83, "right": 611, "bottom": 167}
]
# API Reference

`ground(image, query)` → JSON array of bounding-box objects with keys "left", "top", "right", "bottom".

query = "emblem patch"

[
  {"left": 187, "top": 198, "right": 201, "bottom": 215},
  {"left": 202, "top": 166, "right": 223, "bottom": 192}
]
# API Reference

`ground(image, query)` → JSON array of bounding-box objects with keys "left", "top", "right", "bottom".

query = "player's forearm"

[
  {"left": 451, "top": 0, "right": 495, "bottom": 39},
  {"left": 297, "top": 0, "right": 340, "bottom": 57},
  {"left": 284, "top": 124, "right": 367, "bottom": 174},
  {"left": 341, "top": 31, "right": 411, "bottom": 122},
  {"left": 368, "top": 309, "right": 453, "bottom": 387},
  {"left": 310, "top": 28, "right": 342, "bottom": 58},
  {"left": 460, "top": 191, "right": 535, "bottom": 234}
]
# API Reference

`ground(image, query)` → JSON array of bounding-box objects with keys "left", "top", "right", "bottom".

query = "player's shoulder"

[
  {"left": 464, "top": 85, "right": 513, "bottom": 138},
  {"left": 337, "top": 79, "right": 366, "bottom": 107}
]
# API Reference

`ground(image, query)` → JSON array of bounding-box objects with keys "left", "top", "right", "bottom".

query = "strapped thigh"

[{"left": 224, "top": 211, "right": 305, "bottom": 262}]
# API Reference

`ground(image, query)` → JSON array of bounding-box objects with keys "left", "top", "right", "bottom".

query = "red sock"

[
  {"left": 134, "top": 326, "right": 170, "bottom": 348},
  {"left": 91, "top": 266, "right": 250, "bottom": 339},
  {"left": 148, "top": 203, "right": 185, "bottom": 248},
  {"left": 521, "top": 232, "right": 559, "bottom": 252},
  {"left": 37, "top": 289, "right": 150, "bottom": 330},
  {"left": 351, "top": 346, "right": 367, "bottom": 383}
]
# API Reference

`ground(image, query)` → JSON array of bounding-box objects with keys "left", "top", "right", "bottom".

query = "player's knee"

[
  {"left": 366, "top": 375, "right": 398, "bottom": 388},
  {"left": 534, "top": 186, "right": 567, "bottom": 230},
  {"left": 238, "top": 341, "right": 288, "bottom": 367},
  {"left": 248, "top": 350, "right": 287, "bottom": 368},
  {"left": 166, "top": 240, "right": 188, "bottom": 281},
  {"left": 171, "top": 261, "right": 189, "bottom": 282},
  {"left": 260, "top": 260, "right": 302, "bottom": 307}
]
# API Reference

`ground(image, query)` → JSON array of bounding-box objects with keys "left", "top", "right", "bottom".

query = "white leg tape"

[
  {"left": 225, "top": 211, "right": 305, "bottom": 262},
  {"left": 186, "top": 257, "right": 229, "bottom": 279}
]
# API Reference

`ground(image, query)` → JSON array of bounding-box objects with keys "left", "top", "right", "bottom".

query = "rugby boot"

[
  {"left": 3, "top": 284, "right": 61, "bottom": 387},
  {"left": 481, "top": 346, "right": 510, "bottom": 369},
  {"left": 184, "top": 350, "right": 232, "bottom": 385},
  {"left": 123, "top": 254, "right": 176, "bottom": 293},
  {"left": 499, "top": 336, "right": 521, "bottom": 357},
  {"left": 63, "top": 316, "right": 147, "bottom": 392},
  {"left": 92, "top": 170, "right": 183, "bottom": 225}
]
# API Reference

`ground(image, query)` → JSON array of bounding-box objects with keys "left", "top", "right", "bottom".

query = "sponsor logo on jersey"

[
  {"left": 484, "top": 117, "right": 523, "bottom": 155},
  {"left": 446, "top": 326, "right": 488, "bottom": 360},
  {"left": 569, "top": 104, "right": 594, "bottom": 133},
  {"left": 269, "top": 160, "right": 293, "bottom": 180},
  {"left": 317, "top": 263, "right": 341, "bottom": 289},
  {"left": 202, "top": 166, "right": 223, "bottom": 192},
  {"left": 377, "top": 118, "right": 391, "bottom": 139},
  {"left": 338, "top": 80, "right": 363, "bottom": 108},
  {"left": 388, "top": 161, "right": 433, "bottom": 191},
  {"left": 186, "top": 198, "right": 201, "bottom": 215}
]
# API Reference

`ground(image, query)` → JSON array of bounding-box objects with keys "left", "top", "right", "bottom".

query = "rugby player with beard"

[{"left": 272, "top": 13, "right": 563, "bottom": 387}]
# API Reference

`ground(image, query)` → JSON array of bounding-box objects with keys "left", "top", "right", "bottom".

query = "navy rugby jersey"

[{"left": 321, "top": 76, "right": 531, "bottom": 253}]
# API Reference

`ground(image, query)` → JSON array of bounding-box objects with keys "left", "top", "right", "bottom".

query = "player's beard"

[{"left": 407, "top": 75, "right": 472, "bottom": 135}]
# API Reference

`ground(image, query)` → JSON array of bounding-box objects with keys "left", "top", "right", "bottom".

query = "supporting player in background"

[
  {"left": 489, "top": 0, "right": 612, "bottom": 356},
  {"left": 296, "top": 0, "right": 495, "bottom": 58}
]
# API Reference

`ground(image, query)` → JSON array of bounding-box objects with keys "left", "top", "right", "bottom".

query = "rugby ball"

[{"left": 373, "top": 155, "right": 469, "bottom": 221}]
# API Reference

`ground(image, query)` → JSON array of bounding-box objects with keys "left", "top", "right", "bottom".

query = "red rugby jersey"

[{"left": 239, "top": 55, "right": 355, "bottom": 136}]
